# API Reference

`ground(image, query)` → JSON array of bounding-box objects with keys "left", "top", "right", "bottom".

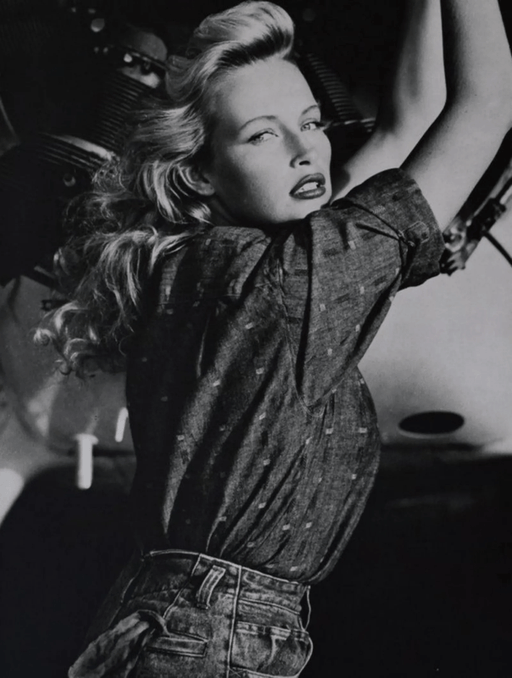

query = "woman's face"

[{"left": 200, "top": 57, "right": 332, "bottom": 226}]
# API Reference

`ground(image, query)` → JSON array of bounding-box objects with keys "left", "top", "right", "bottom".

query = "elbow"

[
  {"left": 499, "top": 79, "right": 512, "bottom": 130},
  {"left": 480, "top": 74, "right": 512, "bottom": 131},
  {"left": 487, "top": 68, "right": 512, "bottom": 130},
  {"left": 447, "top": 80, "right": 512, "bottom": 136},
  {"left": 446, "top": 53, "right": 512, "bottom": 132},
  {"left": 480, "top": 89, "right": 512, "bottom": 134}
]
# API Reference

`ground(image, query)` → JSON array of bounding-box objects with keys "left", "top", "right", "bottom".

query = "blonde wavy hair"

[{"left": 37, "top": 1, "right": 295, "bottom": 376}]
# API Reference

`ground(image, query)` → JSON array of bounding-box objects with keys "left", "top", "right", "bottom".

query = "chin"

[{"left": 295, "top": 201, "right": 327, "bottom": 220}]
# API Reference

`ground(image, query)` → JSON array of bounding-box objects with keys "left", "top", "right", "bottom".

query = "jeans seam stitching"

[
  {"left": 161, "top": 556, "right": 202, "bottom": 621},
  {"left": 226, "top": 564, "right": 242, "bottom": 678}
]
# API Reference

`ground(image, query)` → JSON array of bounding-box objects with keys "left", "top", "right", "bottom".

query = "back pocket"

[
  {"left": 135, "top": 630, "right": 208, "bottom": 678},
  {"left": 230, "top": 621, "right": 312, "bottom": 677},
  {"left": 146, "top": 629, "right": 207, "bottom": 657}
]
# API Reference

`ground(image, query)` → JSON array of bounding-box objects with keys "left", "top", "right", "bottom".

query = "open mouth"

[{"left": 290, "top": 173, "right": 326, "bottom": 199}]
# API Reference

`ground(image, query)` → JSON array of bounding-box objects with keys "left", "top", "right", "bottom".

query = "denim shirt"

[{"left": 126, "top": 169, "right": 445, "bottom": 585}]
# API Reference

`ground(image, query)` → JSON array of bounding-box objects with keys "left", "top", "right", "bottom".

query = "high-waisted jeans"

[{"left": 69, "top": 550, "right": 313, "bottom": 678}]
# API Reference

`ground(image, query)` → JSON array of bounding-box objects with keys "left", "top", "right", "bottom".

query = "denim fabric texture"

[
  {"left": 69, "top": 550, "right": 313, "bottom": 678},
  {"left": 126, "top": 169, "right": 445, "bottom": 585}
]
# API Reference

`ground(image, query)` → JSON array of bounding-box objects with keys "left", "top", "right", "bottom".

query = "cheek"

[
  {"left": 214, "top": 155, "right": 251, "bottom": 192},
  {"left": 240, "top": 173, "right": 283, "bottom": 215},
  {"left": 320, "top": 135, "right": 332, "bottom": 166},
  {"left": 224, "top": 157, "right": 277, "bottom": 201}
]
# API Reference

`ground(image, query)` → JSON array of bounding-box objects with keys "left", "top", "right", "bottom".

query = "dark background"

[
  {"left": 1, "top": 452, "right": 511, "bottom": 677},
  {"left": 0, "top": 1, "right": 511, "bottom": 677}
]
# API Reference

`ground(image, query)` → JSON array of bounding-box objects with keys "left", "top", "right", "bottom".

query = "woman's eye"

[
  {"left": 302, "top": 119, "right": 326, "bottom": 132},
  {"left": 248, "top": 130, "right": 276, "bottom": 144}
]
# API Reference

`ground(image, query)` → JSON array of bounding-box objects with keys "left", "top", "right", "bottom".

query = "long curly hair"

[{"left": 36, "top": 1, "right": 295, "bottom": 376}]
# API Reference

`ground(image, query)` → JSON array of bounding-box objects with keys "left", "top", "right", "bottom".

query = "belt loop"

[
  {"left": 303, "top": 586, "right": 312, "bottom": 630},
  {"left": 196, "top": 564, "right": 226, "bottom": 609}
]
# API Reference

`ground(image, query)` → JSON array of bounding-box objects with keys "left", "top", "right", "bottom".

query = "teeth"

[{"left": 296, "top": 181, "right": 319, "bottom": 194}]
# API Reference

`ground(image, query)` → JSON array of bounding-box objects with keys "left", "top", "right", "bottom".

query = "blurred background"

[{"left": 0, "top": 1, "right": 511, "bottom": 676}]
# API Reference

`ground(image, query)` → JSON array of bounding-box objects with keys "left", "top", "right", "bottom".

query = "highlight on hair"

[{"left": 36, "top": 2, "right": 296, "bottom": 377}]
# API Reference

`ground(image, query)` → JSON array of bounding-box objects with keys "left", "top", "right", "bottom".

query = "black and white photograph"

[{"left": 0, "top": 1, "right": 511, "bottom": 676}]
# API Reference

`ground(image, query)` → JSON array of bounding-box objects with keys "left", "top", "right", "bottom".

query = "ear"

[{"left": 181, "top": 164, "right": 215, "bottom": 197}]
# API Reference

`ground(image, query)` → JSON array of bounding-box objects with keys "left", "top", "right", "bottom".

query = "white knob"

[
  {"left": 115, "top": 407, "right": 129, "bottom": 443},
  {"left": 74, "top": 433, "right": 98, "bottom": 490}
]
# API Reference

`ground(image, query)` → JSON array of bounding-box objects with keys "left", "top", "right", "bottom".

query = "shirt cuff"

[{"left": 340, "top": 168, "right": 446, "bottom": 288}]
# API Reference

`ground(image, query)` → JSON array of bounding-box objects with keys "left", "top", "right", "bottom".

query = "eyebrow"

[{"left": 238, "top": 103, "right": 321, "bottom": 133}]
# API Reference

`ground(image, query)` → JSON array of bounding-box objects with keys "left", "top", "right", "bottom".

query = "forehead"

[{"left": 210, "top": 58, "right": 317, "bottom": 132}]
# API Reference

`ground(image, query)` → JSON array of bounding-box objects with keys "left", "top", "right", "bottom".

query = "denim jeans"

[{"left": 69, "top": 550, "right": 313, "bottom": 678}]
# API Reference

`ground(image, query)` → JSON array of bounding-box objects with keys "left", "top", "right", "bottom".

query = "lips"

[{"left": 290, "top": 173, "right": 326, "bottom": 200}]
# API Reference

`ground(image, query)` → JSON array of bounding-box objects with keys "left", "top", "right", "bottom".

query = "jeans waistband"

[{"left": 133, "top": 549, "right": 308, "bottom": 615}]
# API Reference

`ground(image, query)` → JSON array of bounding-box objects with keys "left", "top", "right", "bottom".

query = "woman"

[{"left": 39, "top": 1, "right": 512, "bottom": 676}]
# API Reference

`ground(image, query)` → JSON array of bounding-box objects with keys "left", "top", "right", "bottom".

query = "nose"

[{"left": 287, "top": 131, "right": 318, "bottom": 167}]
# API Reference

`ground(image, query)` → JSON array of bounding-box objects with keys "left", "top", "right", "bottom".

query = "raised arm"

[
  {"left": 402, "top": 0, "right": 512, "bottom": 231},
  {"left": 332, "top": 0, "right": 446, "bottom": 199}
]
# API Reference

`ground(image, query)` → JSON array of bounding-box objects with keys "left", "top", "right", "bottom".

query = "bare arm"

[
  {"left": 332, "top": 0, "right": 446, "bottom": 199},
  {"left": 403, "top": 0, "right": 512, "bottom": 231}
]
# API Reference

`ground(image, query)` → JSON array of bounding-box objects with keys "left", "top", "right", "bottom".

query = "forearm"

[
  {"left": 377, "top": 0, "right": 445, "bottom": 142},
  {"left": 403, "top": 0, "right": 512, "bottom": 230},
  {"left": 332, "top": 0, "right": 446, "bottom": 198},
  {"left": 442, "top": 0, "right": 512, "bottom": 111}
]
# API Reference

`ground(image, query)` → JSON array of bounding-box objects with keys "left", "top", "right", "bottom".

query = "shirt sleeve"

[{"left": 275, "top": 168, "right": 445, "bottom": 407}]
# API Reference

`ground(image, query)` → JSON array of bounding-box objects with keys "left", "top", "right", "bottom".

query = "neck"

[{"left": 208, "top": 197, "right": 239, "bottom": 227}]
